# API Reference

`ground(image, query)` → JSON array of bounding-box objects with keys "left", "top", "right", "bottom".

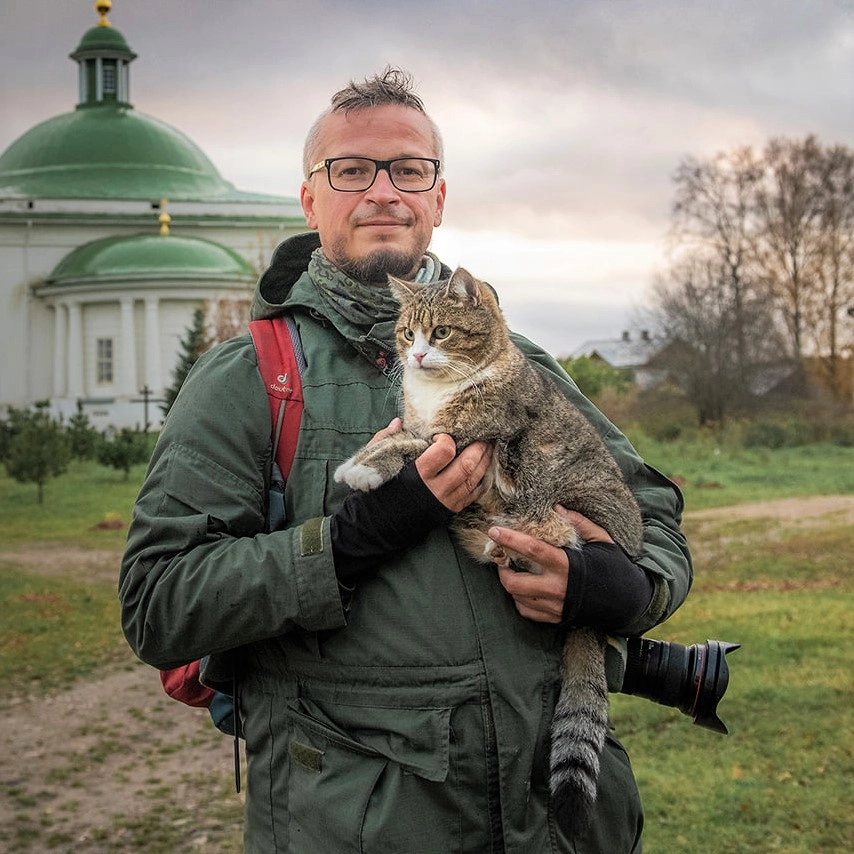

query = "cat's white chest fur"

[{"left": 403, "top": 370, "right": 459, "bottom": 427}]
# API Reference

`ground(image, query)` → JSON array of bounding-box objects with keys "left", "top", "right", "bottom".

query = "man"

[{"left": 120, "top": 68, "right": 691, "bottom": 852}]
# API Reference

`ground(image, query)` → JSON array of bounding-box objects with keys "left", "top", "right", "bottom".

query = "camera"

[{"left": 619, "top": 638, "right": 740, "bottom": 734}]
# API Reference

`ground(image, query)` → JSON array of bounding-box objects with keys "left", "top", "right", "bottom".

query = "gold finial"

[
  {"left": 158, "top": 199, "right": 171, "bottom": 236},
  {"left": 96, "top": 1, "right": 112, "bottom": 27}
]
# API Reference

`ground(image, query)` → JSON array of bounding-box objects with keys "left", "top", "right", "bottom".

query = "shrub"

[{"left": 743, "top": 416, "right": 813, "bottom": 448}]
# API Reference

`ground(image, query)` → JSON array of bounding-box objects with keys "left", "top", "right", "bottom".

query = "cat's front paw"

[{"left": 333, "top": 458, "right": 385, "bottom": 492}]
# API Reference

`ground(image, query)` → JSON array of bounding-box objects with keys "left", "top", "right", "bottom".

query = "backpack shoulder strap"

[
  {"left": 159, "top": 316, "right": 306, "bottom": 758},
  {"left": 249, "top": 315, "right": 305, "bottom": 481}
]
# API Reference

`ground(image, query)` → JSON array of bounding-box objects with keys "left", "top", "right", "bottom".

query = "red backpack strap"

[
  {"left": 159, "top": 316, "right": 305, "bottom": 716},
  {"left": 249, "top": 315, "right": 305, "bottom": 479}
]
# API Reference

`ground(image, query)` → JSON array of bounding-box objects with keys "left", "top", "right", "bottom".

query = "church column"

[
  {"left": 120, "top": 296, "right": 137, "bottom": 396},
  {"left": 52, "top": 302, "right": 67, "bottom": 397},
  {"left": 67, "top": 301, "right": 84, "bottom": 399},
  {"left": 144, "top": 296, "right": 162, "bottom": 394}
]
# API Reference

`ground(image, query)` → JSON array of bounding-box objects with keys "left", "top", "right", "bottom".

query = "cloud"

[{"left": 3, "top": 0, "right": 853, "bottom": 352}]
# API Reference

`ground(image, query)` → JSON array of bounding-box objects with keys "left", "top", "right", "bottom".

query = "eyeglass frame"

[{"left": 308, "top": 156, "right": 441, "bottom": 193}]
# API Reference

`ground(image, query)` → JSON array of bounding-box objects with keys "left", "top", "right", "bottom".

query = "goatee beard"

[{"left": 333, "top": 248, "right": 422, "bottom": 285}]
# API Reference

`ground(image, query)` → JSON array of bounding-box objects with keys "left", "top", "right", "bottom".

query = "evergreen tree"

[
  {"left": 4, "top": 407, "right": 71, "bottom": 503},
  {"left": 96, "top": 427, "right": 151, "bottom": 480},
  {"left": 66, "top": 400, "right": 100, "bottom": 461},
  {"left": 161, "top": 308, "right": 208, "bottom": 417}
]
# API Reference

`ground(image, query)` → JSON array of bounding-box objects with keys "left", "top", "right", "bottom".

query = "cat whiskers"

[
  {"left": 444, "top": 358, "right": 497, "bottom": 405},
  {"left": 383, "top": 361, "right": 406, "bottom": 409}
]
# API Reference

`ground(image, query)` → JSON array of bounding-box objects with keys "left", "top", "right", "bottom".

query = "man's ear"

[
  {"left": 433, "top": 178, "right": 447, "bottom": 227},
  {"left": 301, "top": 182, "right": 319, "bottom": 230}
]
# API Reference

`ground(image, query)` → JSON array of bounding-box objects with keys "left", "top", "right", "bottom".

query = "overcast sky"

[{"left": 2, "top": 0, "right": 853, "bottom": 356}]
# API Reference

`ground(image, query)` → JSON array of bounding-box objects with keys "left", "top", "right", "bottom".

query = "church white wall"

[
  {"left": 28, "top": 296, "right": 56, "bottom": 405},
  {"left": 0, "top": 210, "right": 306, "bottom": 428}
]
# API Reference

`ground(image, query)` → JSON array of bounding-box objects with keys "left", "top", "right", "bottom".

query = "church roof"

[
  {"left": 0, "top": 2, "right": 293, "bottom": 206},
  {"left": 46, "top": 233, "right": 256, "bottom": 286},
  {"left": 0, "top": 107, "right": 260, "bottom": 201},
  {"left": 71, "top": 22, "right": 135, "bottom": 57}
]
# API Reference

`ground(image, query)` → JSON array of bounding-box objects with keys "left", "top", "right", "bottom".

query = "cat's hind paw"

[{"left": 333, "top": 459, "right": 385, "bottom": 492}]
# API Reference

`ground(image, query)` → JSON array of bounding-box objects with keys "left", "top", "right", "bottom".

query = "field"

[{"left": 0, "top": 440, "right": 852, "bottom": 852}]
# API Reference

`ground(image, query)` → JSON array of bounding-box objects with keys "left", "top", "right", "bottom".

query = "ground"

[{"left": 1, "top": 495, "right": 852, "bottom": 852}]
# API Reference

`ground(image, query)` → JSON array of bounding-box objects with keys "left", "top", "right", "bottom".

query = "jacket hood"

[{"left": 251, "top": 231, "right": 321, "bottom": 321}]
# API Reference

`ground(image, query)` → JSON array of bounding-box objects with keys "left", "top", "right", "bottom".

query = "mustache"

[{"left": 352, "top": 210, "right": 413, "bottom": 227}]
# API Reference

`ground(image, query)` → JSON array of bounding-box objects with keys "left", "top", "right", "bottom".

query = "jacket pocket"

[
  {"left": 285, "top": 698, "right": 462, "bottom": 854},
  {"left": 161, "top": 442, "right": 262, "bottom": 537}
]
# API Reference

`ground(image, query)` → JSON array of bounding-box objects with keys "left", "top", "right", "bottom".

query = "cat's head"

[{"left": 387, "top": 267, "right": 509, "bottom": 376}]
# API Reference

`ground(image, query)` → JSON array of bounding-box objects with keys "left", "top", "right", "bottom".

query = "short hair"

[{"left": 303, "top": 66, "right": 444, "bottom": 177}]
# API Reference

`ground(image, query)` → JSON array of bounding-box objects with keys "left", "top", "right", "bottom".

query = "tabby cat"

[{"left": 334, "top": 267, "right": 644, "bottom": 834}]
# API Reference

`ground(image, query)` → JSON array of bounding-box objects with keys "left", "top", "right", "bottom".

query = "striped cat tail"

[{"left": 550, "top": 627, "right": 609, "bottom": 837}]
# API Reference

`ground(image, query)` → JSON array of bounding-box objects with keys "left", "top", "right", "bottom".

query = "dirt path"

[
  {"left": 1, "top": 494, "right": 850, "bottom": 852},
  {"left": 685, "top": 494, "right": 854, "bottom": 523},
  {"left": 1, "top": 659, "right": 244, "bottom": 852}
]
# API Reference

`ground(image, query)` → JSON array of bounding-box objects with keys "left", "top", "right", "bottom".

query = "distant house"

[{"left": 570, "top": 330, "right": 677, "bottom": 389}]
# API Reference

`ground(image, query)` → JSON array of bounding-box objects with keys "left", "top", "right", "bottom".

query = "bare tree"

[
  {"left": 654, "top": 136, "right": 854, "bottom": 412},
  {"left": 650, "top": 252, "right": 784, "bottom": 424},
  {"left": 752, "top": 136, "right": 827, "bottom": 378},
  {"left": 671, "top": 147, "right": 766, "bottom": 384},
  {"left": 651, "top": 147, "right": 788, "bottom": 422},
  {"left": 809, "top": 144, "right": 854, "bottom": 400}
]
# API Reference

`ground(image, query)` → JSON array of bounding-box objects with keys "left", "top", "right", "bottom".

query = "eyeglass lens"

[{"left": 327, "top": 158, "right": 437, "bottom": 192}]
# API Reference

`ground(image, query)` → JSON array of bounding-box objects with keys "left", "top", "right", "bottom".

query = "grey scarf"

[{"left": 307, "top": 249, "right": 441, "bottom": 332}]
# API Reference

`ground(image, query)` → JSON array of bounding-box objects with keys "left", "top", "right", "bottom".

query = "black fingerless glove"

[
  {"left": 561, "top": 542, "right": 655, "bottom": 632},
  {"left": 331, "top": 461, "right": 453, "bottom": 585}
]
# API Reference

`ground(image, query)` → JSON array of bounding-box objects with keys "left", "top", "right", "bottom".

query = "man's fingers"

[
  {"left": 368, "top": 417, "right": 403, "bottom": 445},
  {"left": 488, "top": 526, "right": 558, "bottom": 568},
  {"left": 414, "top": 433, "right": 458, "bottom": 479},
  {"left": 496, "top": 564, "right": 564, "bottom": 623},
  {"left": 554, "top": 505, "right": 615, "bottom": 544}
]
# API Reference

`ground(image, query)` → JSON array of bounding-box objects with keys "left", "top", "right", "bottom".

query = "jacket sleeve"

[
  {"left": 118, "top": 336, "right": 346, "bottom": 671},
  {"left": 512, "top": 335, "right": 693, "bottom": 635}
]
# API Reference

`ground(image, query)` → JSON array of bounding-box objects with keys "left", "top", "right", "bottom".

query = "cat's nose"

[{"left": 413, "top": 352, "right": 425, "bottom": 365}]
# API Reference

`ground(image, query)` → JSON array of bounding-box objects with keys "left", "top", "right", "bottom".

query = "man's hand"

[
  {"left": 368, "top": 417, "right": 404, "bottom": 444},
  {"left": 416, "top": 433, "right": 492, "bottom": 513},
  {"left": 490, "top": 505, "right": 615, "bottom": 624}
]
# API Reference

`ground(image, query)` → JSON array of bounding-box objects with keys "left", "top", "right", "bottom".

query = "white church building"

[{"left": 0, "top": 2, "right": 306, "bottom": 429}]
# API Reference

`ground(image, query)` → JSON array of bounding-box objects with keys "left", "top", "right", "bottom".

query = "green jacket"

[{"left": 120, "top": 235, "right": 692, "bottom": 853}]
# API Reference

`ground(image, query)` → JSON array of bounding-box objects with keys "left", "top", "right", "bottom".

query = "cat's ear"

[
  {"left": 447, "top": 267, "right": 483, "bottom": 305},
  {"left": 387, "top": 274, "right": 419, "bottom": 303}
]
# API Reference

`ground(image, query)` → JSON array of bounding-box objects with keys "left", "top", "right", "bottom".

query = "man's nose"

[{"left": 366, "top": 166, "right": 400, "bottom": 198}]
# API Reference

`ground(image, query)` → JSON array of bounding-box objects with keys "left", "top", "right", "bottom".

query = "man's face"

[{"left": 301, "top": 104, "right": 446, "bottom": 284}]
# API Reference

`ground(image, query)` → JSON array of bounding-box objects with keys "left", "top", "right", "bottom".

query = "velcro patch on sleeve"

[{"left": 300, "top": 516, "right": 324, "bottom": 556}]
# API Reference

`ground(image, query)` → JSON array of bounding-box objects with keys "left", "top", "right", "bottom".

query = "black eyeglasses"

[{"left": 308, "top": 157, "right": 441, "bottom": 192}]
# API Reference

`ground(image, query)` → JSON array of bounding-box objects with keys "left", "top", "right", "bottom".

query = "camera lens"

[{"left": 621, "top": 638, "right": 739, "bottom": 734}]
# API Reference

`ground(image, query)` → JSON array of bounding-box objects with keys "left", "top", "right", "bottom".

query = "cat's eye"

[
  {"left": 402, "top": 328, "right": 415, "bottom": 341},
  {"left": 433, "top": 326, "right": 451, "bottom": 340}
]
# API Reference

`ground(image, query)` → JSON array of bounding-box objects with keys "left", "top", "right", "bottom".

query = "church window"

[
  {"left": 102, "top": 61, "right": 117, "bottom": 95},
  {"left": 96, "top": 338, "right": 114, "bottom": 383}
]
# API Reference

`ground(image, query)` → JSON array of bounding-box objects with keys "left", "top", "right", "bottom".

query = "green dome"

[
  {"left": 71, "top": 24, "right": 135, "bottom": 58},
  {"left": 0, "top": 105, "right": 241, "bottom": 200},
  {"left": 47, "top": 234, "right": 256, "bottom": 286}
]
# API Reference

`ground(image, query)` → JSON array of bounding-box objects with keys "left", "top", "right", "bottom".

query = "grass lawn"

[
  {"left": 626, "top": 434, "right": 854, "bottom": 511},
  {"left": 1, "top": 441, "right": 852, "bottom": 851},
  {"left": 611, "top": 498, "right": 853, "bottom": 853}
]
